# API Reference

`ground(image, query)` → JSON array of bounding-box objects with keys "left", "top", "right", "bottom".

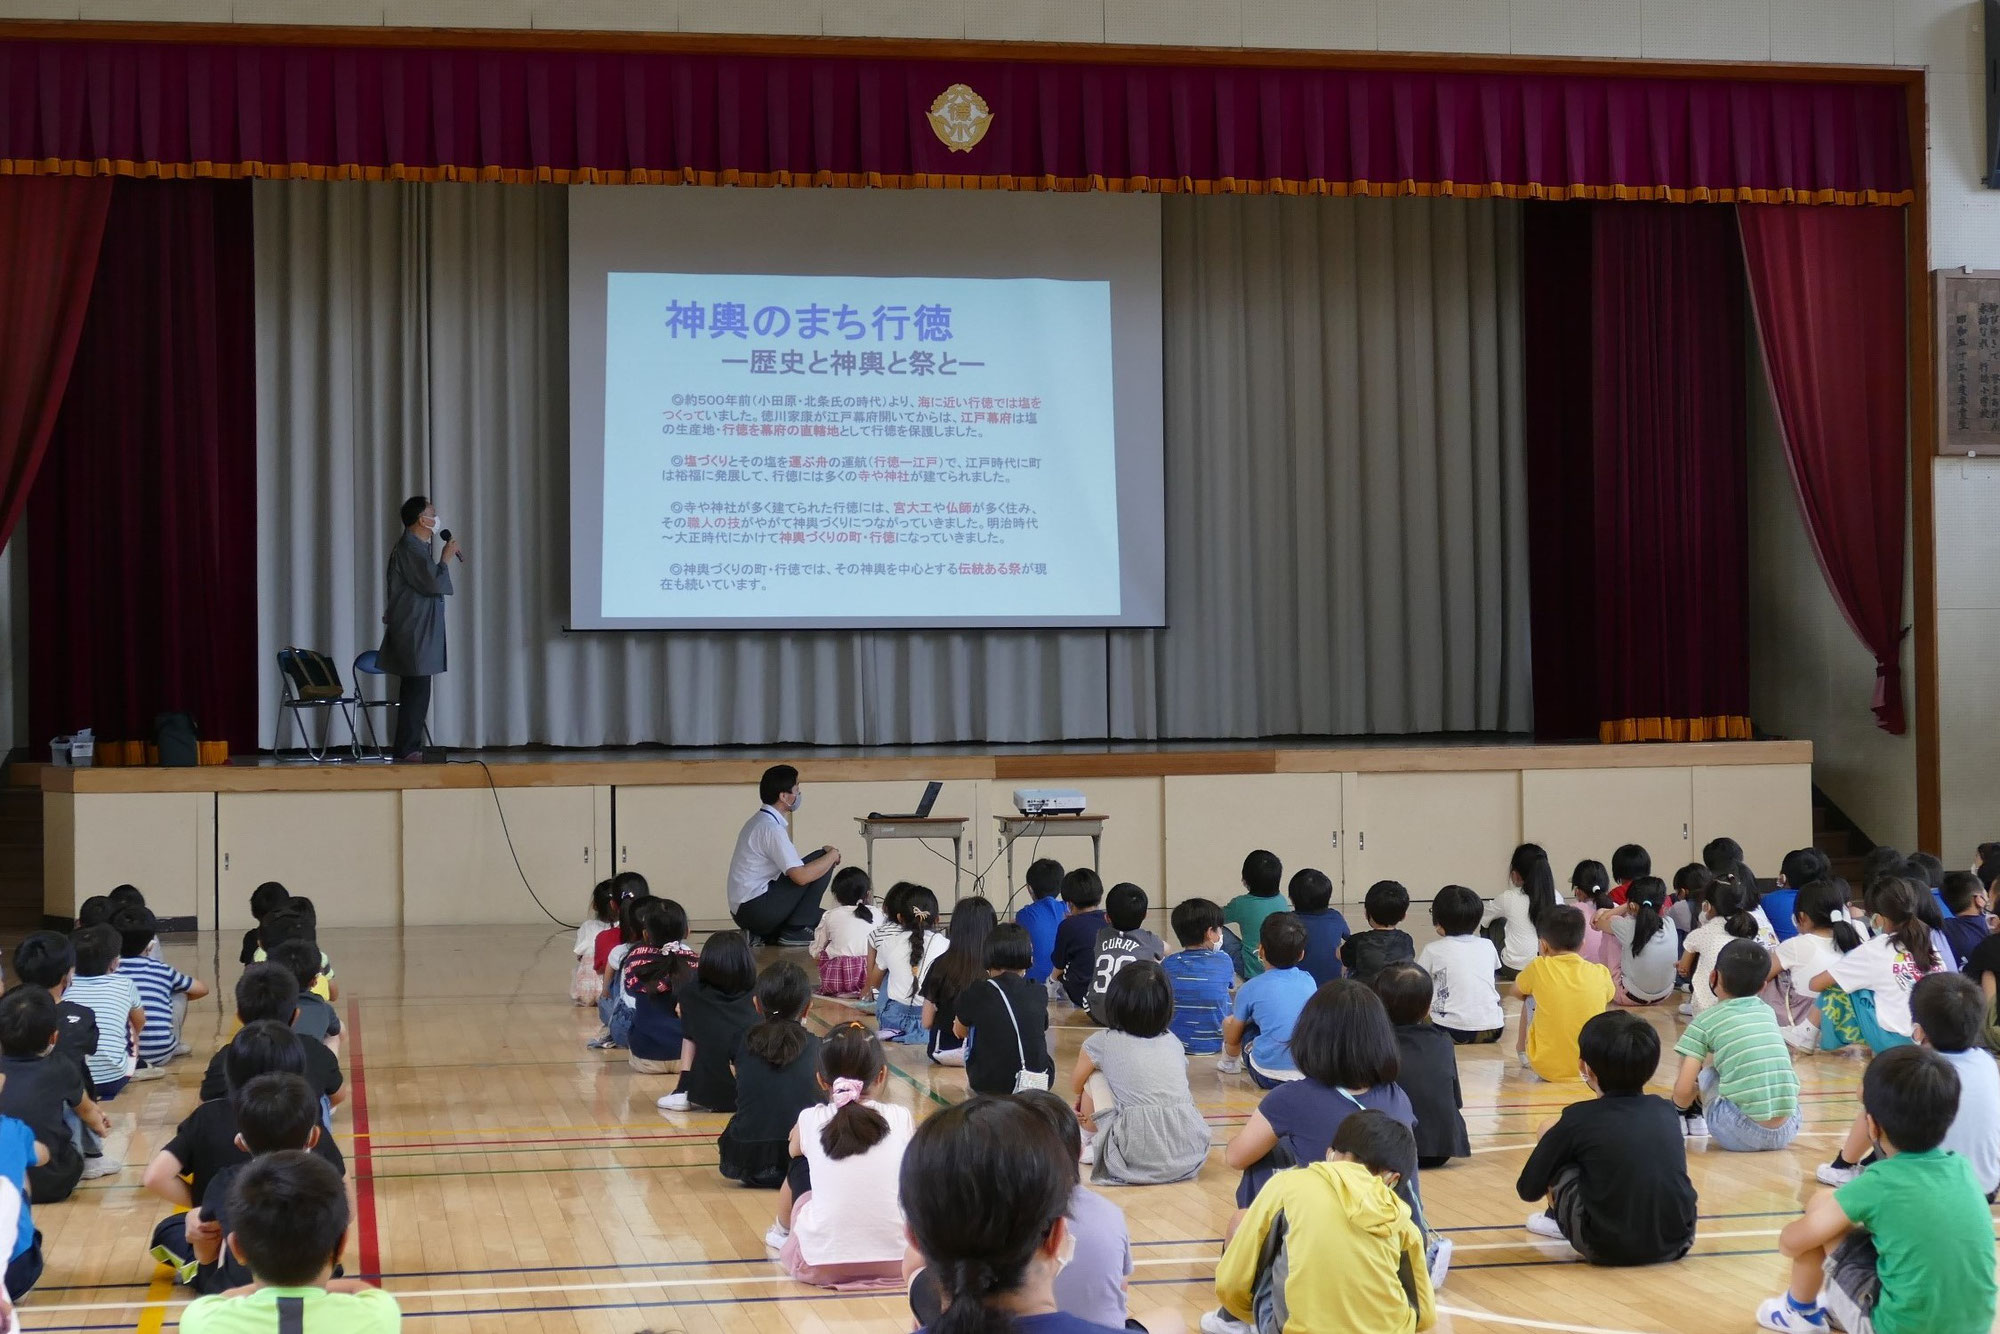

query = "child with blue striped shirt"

[
  {"left": 110, "top": 907, "right": 208, "bottom": 1070},
  {"left": 1162, "top": 899, "right": 1233, "bottom": 1055}
]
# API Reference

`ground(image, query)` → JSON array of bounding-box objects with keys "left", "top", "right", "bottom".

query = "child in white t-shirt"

[
  {"left": 811, "top": 868, "right": 876, "bottom": 1000},
  {"left": 1678, "top": 879, "right": 1773, "bottom": 1015},
  {"left": 1772, "top": 881, "right": 1865, "bottom": 1051},
  {"left": 1812, "top": 880, "right": 1947, "bottom": 1052},
  {"left": 1417, "top": 886, "right": 1505, "bottom": 1043},
  {"left": 866, "top": 885, "right": 946, "bottom": 1045}
]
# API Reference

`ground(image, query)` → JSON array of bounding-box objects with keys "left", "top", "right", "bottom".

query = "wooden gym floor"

[{"left": 16, "top": 925, "right": 1976, "bottom": 1334}]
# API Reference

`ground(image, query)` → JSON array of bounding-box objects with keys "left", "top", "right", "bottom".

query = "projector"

[{"left": 1014, "top": 788, "right": 1087, "bottom": 816}]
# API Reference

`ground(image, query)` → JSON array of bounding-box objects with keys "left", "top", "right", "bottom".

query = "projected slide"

[{"left": 600, "top": 274, "right": 1119, "bottom": 623}]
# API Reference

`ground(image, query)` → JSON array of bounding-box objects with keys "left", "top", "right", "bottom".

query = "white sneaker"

[
  {"left": 763, "top": 1221, "right": 790, "bottom": 1250},
  {"left": 1815, "top": 1158, "right": 1862, "bottom": 1187},
  {"left": 1782, "top": 1023, "right": 1820, "bottom": 1053},
  {"left": 1681, "top": 1113, "right": 1709, "bottom": 1139},
  {"left": 1214, "top": 1054, "right": 1243, "bottom": 1075},
  {"left": 130, "top": 1064, "right": 167, "bottom": 1083},
  {"left": 1198, "top": 1310, "right": 1252, "bottom": 1334},
  {"left": 1678, "top": 1000, "right": 1694, "bottom": 1017},
  {"left": 657, "top": 1091, "right": 691, "bottom": 1111},
  {"left": 1516, "top": 1050, "right": 1532, "bottom": 1070},
  {"left": 80, "top": 1156, "right": 122, "bottom": 1180},
  {"left": 1755, "top": 1296, "right": 1829, "bottom": 1331},
  {"left": 173, "top": 1040, "right": 193, "bottom": 1058},
  {"left": 1524, "top": 1211, "right": 1566, "bottom": 1240},
  {"left": 1078, "top": 1131, "right": 1098, "bottom": 1166}
]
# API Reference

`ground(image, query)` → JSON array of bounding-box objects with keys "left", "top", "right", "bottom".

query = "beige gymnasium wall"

[{"left": 3, "top": 0, "right": 1992, "bottom": 853}]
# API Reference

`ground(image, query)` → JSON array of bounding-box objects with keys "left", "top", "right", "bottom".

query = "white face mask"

[
  {"left": 790, "top": 789, "right": 804, "bottom": 812},
  {"left": 421, "top": 514, "right": 441, "bottom": 533},
  {"left": 1053, "top": 1228, "right": 1077, "bottom": 1274}
]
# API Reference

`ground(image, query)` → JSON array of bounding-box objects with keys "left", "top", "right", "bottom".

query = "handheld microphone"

[{"left": 440, "top": 528, "right": 463, "bottom": 562}]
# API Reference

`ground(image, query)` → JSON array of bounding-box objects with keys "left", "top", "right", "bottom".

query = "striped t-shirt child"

[
  {"left": 1673, "top": 994, "right": 1799, "bottom": 1122},
  {"left": 119, "top": 954, "right": 196, "bottom": 1065},
  {"left": 65, "top": 971, "right": 141, "bottom": 1085}
]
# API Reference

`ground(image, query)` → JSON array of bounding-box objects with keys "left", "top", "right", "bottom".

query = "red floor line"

[{"left": 345, "top": 998, "right": 381, "bottom": 1279}]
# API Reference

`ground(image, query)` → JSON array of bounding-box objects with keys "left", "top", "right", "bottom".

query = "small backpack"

[{"left": 152, "top": 712, "right": 199, "bottom": 767}]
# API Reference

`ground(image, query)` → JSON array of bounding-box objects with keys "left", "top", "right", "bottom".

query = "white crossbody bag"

[{"left": 989, "top": 978, "right": 1051, "bottom": 1092}]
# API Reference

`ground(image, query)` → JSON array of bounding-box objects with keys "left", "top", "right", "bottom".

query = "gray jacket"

[{"left": 379, "top": 532, "right": 453, "bottom": 676}]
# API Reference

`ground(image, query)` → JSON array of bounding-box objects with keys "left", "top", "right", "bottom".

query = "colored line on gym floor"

[
  {"left": 128, "top": 1272, "right": 174, "bottom": 1334},
  {"left": 344, "top": 998, "right": 380, "bottom": 1280}
]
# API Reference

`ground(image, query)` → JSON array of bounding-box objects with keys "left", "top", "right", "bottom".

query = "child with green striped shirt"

[{"left": 1671, "top": 939, "right": 1800, "bottom": 1151}]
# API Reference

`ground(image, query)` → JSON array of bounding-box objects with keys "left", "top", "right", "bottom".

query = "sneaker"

[
  {"left": 1426, "top": 1234, "right": 1452, "bottom": 1290},
  {"left": 130, "top": 1064, "right": 167, "bottom": 1082},
  {"left": 846, "top": 996, "right": 878, "bottom": 1014},
  {"left": 1782, "top": 1023, "right": 1820, "bottom": 1053},
  {"left": 875, "top": 1027, "right": 904, "bottom": 1042},
  {"left": 657, "top": 1091, "right": 691, "bottom": 1111},
  {"left": 1681, "top": 1114, "right": 1709, "bottom": 1139},
  {"left": 81, "top": 1155, "right": 123, "bottom": 1180},
  {"left": 1524, "top": 1211, "right": 1566, "bottom": 1240},
  {"left": 763, "top": 1221, "right": 790, "bottom": 1250},
  {"left": 1198, "top": 1310, "right": 1252, "bottom": 1334},
  {"left": 1755, "top": 1296, "right": 1829, "bottom": 1331},
  {"left": 1816, "top": 1158, "right": 1863, "bottom": 1187},
  {"left": 1516, "top": 1050, "right": 1532, "bottom": 1070},
  {"left": 774, "top": 930, "right": 815, "bottom": 948},
  {"left": 585, "top": 1036, "right": 620, "bottom": 1050},
  {"left": 1215, "top": 1054, "right": 1243, "bottom": 1075},
  {"left": 1078, "top": 1131, "right": 1098, "bottom": 1167},
  {"left": 173, "top": 1039, "right": 193, "bottom": 1058},
  {"left": 1678, "top": 1000, "right": 1695, "bottom": 1017}
]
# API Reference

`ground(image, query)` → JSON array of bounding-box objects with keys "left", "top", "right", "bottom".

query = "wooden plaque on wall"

[{"left": 1936, "top": 269, "right": 2000, "bottom": 455}]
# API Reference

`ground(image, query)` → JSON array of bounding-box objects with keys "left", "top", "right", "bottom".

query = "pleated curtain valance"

[{"left": 0, "top": 38, "right": 1913, "bottom": 204}]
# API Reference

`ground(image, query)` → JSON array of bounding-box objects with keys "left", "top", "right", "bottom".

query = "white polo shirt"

[{"left": 727, "top": 804, "right": 805, "bottom": 911}]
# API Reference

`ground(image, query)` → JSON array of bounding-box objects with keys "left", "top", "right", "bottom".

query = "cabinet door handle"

[
  {"left": 583, "top": 846, "right": 590, "bottom": 864},
  {"left": 1330, "top": 831, "right": 1339, "bottom": 849},
  {"left": 223, "top": 852, "right": 230, "bottom": 871},
  {"left": 1358, "top": 831, "right": 1365, "bottom": 852}
]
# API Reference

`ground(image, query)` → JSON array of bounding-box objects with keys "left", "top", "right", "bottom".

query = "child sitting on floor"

[
  {"left": 271, "top": 940, "right": 342, "bottom": 1054},
  {"left": 769, "top": 1023, "right": 913, "bottom": 1288},
  {"left": 1050, "top": 870, "right": 1111, "bottom": 1008},
  {"left": 0, "top": 985, "right": 109, "bottom": 1203},
  {"left": 919, "top": 895, "right": 995, "bottom": 1066},
  {"left": 1816, "top": 972, "right": 2000, "bottom": 1201},
  {"left": 199, "top": 966, "right": 344, "bottom": 1119},
  {"left": 1516, "top": 1010, "right": 1697, "bottom": 1265},
  {"left": 1757, "top": 1045, "right": 1997, "bottom": 1334},
  {"left": 1515, "top": 906, "right": 1614, "bottom": 1084},
  {"left": 950, "top": 923, "right": 1056, "bottom": 1097},
  {"left": 159, "top": 1072, "right": 321, "bottom": 1293},
  {"left": 1939, "top": 870, "right": 1992, "bottom": 973},
  {"left": 256, "top": 900, "right": 338, "bottom": 1002},
  {"left": 658, "top": 930, "right": 758, "bottom": 1113},
  {"left": 1812, "top": 878, "right": 1948, "bottom": 1053},
  {"left": 1595, "top": 876, "right": 1680, "bottom": 1007},
  {"left": 1373, "top": 961, "right": 1469, "bottom": 1170},
  {"left": 1678, "top": 877, "right": 1770, "bottom": 1016},
  {"left": 588, "top": 891, "right": 645, "bottom": 1051},
  {"left": 1219, "top": 914, "right": 1316, "bottom": 1086},
  {"left": 1074, "top": 960, "right": 1211, "bottom": 1185},
  {"left": 1082, "top": 883, "right": 1167, "bottom": 1023},
  {"left": 111, "top": 906, "right": 206, "bottom": 1070},
  {"left": 1568, "top": 861, "right": 1622, "bottom": 997},
  {"left": 571, "top": 879, "right": 618, "bottom": 1006},
  {"left": 1223, "top": 850, "right": 1286, "bottom": 981},
  {"left": 1209, "top": 1110, "right": 1435, "bottom": 1334},
  {"left": 1016, "top": 857, "right": 1069, "bottom": 984},
  {"left": 1289, "top": 868, "right": 1352, "bottom": 986},
  {"left": 65, "top": 923, "right": 145, "bottom": 1098},
  {"left": 1163, "top": 897, "right": 1235, "bottom": 1055},
  {"left": 180, "top": 1152, "right": 400, "bottom": 1333},
  {"left": 718, "top": 962, "right": 822, "bottom": 1189},
  {"left": 810, "top": 867, "right": 874, "bottom": 999},
  {"left": 1773, "top": 881, "right": 1863, "bottom": 1052},
  {"left": 868, "top": 883, "right": 945, "bottom": 1045},
  {"left": 1417, "top": 887, "right": 1504, "bottom": 1044},
  {"left": 620, "top": 898, "right": 699, "bottom": 1076},
  {"left": 0, "top": 1103, "right": 45, "bottom": 1310},
  {"left": 1672, "top": 939, "right": 1801, "bottom": 1150},
  {"left": 1340, "top": 881, "right": 1417, "bottom": 988},
  {"left": 240, "top": 881, "right": 290, "bottom": 966}
]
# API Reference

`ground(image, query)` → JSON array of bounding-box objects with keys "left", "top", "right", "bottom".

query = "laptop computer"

[{"left": 869, "top": 781, "right": 943, "bottom": 820}]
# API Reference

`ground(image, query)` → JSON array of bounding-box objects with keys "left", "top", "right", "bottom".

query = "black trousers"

[
  {"left": 731, "top": 867, "right": 834, "bottom": 943},
  {"left": 393, "top": 674, "right": 432, "bottom": 758}
]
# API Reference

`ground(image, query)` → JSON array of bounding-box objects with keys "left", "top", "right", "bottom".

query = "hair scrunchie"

[{"left": 828, "top": 1076, "right": 866, "bottom": 1108}]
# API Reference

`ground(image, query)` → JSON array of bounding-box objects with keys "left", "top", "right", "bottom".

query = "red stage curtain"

[
  {"left": 0, "top": 175, "right": 111, "bottom": 552},
  {"left": 1591, "top": 204, "right": 1750, "bottom": 742},
  {"left": 1524, "top": 203, "right": 1750, "bottom": 742},
  {"left": 1739, "top": 205, "right": 1909, "bottom": 734},
  {"left": 27, "top": 179, "right": 258, "bottom": 754},
  {"left": 0, "top": 39, "right": 1912, "bottom": 204}
]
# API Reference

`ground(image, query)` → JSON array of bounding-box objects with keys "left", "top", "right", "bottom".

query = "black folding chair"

[
  {"left": 352, "top": 649, "right": 430, "bottom": 760},
  {"left": 273, "top": 648, "right": 361, "bottom": 763}
]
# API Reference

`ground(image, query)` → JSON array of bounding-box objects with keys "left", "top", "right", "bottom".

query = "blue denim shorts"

[{"left": 877, "top": 998, "right": 928, "bottom": 1045}]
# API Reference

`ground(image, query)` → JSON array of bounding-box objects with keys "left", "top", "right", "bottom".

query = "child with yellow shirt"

[{"left": 1515, "top": 906, "right": 1614, "bottom": 1084}]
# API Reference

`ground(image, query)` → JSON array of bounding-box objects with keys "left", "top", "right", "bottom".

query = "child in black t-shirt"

[
  {"left": 197, "top": 966, "right": 343, "bottom": 1118},
  {"left": 10, "top": 933, "right": 105, "bottom": 1172},
  {"left": 719, "top": 963, "right": 824, "bottom": 1188},
  {"left": 1373, "top": 961, "right": 1469, "bottom": 1170},
  {"left": 658, "top": 932, "right": 758, "bottom": 1114},
  {"left": 950, "top": 924, "right": 1055, "bottom": 1096},
  {"left": 1515, "top": 1010, "right": 1697, "bottom": 1265},
  {"left": 238, "top": 882, "right": 291, "bottom": 966},
  {"left": 0, "top": 986, "right": 108, "bottom": 1202},
  {"left": 157, "top": 1072, "right": 322, "bottom": 1291},
  {"left": 1049, "top": 870, "right": 1111, "bottom": 1008},
  {"left": 1341, "top": 881, "right": 1418, "bottom": 988}
]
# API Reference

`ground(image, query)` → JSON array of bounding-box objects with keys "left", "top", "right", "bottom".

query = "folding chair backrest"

[{"left": 279, "top": 648, "right": 346, "bottom": 700}]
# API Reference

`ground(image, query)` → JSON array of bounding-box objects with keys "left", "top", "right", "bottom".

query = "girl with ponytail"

[
  {"left": 1811, "top": 879, "right": 1949, "bottom": 1052},
  {"left": 1677, "top": 876, "right": 1769, "bottom": 1015},
  {"left": 1598, "top": 875, "right": 1680, "bottom": 1006},
  {"left": 1485, "top": 844, "right": 1555, "bottom": 977},
  {"left": 1569, "top": 860, "right": 1621, "bottom": 993},
  {"left": 771, "top": 1022, "right": 914, "bottom": 1287},
  {"left": 901, "top": 1096, "right": 1126, "bottom": 1334},
  {"left": 869, "top": 884, "right": 946, "bottom": 1045},
  {"left": 1774, "top": 881, "right": 1864, "bottom": 1051}
]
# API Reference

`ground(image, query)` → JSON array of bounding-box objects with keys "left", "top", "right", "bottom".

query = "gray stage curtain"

[{"left": 254, "top": 183, "right": 1528, "bottom": 748}]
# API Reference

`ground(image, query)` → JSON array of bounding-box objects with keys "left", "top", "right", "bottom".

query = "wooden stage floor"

[{"left": 22, "top": 924, "right": 1931, "bottom": 1334}]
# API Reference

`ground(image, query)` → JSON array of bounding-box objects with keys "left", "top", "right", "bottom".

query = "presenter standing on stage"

[
  {"left": 380, "top": 495, "right": 457, "bottom": 763},
  {"left": 728, "top": 765, "right": 841, "bottom": 946}
]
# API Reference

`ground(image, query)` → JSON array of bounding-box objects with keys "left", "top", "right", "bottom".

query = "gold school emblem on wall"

[{"left": 927, "top": 84, "right": 994, "bottom": 153}]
